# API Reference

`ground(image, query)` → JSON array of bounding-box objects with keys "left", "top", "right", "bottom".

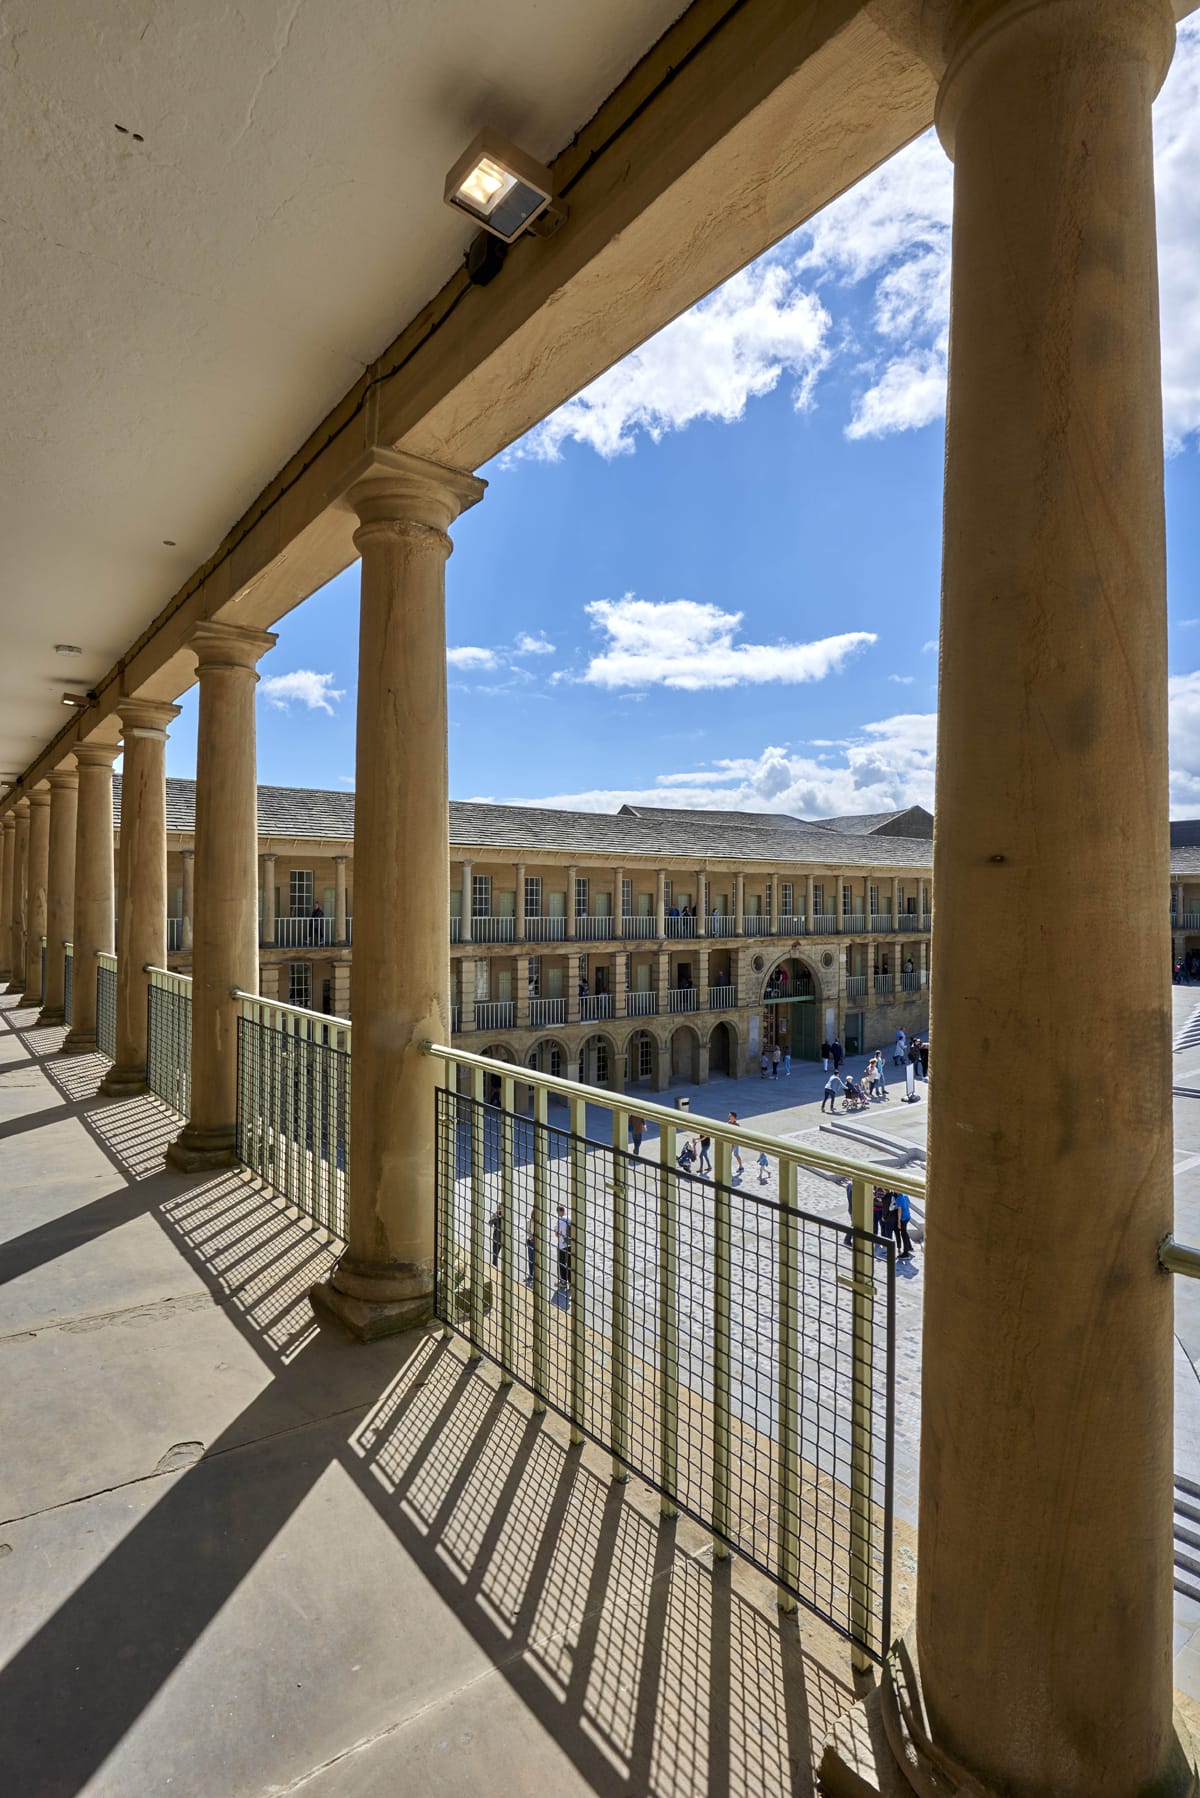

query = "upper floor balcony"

[{"left": 450, "top": 907, "right": 932, "bottom": 949}]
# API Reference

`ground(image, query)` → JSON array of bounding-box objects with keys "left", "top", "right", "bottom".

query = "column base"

[
  {"left": 819, "top": 1628, "right": 1200, "bottom": 1798},
  {"left": 98, "top": 1063, "right": 149, "bottom": 1098},
  {"left": 60, "top": 1028, "right": 98, "bottom": 1055},
  {"left": 36, "top": 1006, "right": 65, "bottom": 1027},
  {"left": 18, "top": 990, "right": 42, "bottom": 1009},
  {"left": 165, "top": 1122, "right": 238, "bottom": 1171},
  {"left": 310, "top": 1256, "right": 434, "bottom": 1341}
]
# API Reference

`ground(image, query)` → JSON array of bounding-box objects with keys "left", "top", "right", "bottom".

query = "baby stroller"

[{"left": 677, "top": 1139, "right": 698, "bottom": 1173}]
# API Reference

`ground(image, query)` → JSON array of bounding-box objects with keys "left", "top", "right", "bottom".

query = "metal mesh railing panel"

[
  {"left": 236, "top": 1015, "right": 349, "bottom": 1238},
  {"left": 96, "top": 960, "right": 117, "bottom": 1060},
  {"left": 147, "top": 981, "right": 191, "bottom": 1118},
  {"left": 434, "top": 1087, "right": 894, "bottom": 1661}
]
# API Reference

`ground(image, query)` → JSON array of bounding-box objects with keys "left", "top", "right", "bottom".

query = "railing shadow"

[{"left": 0, "top": 998, "right": 856, "bottom": 1795}]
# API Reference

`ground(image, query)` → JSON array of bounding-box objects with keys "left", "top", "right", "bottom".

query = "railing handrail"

[
  {"left": 146, "top": 963, "right": 191, "bottom": 988},
  {"left": 421, "top": 1038, "right": 926, "bottom": 1195},
  {"left": 1160, "top": 1235, "right": 1200, "bottom": 1278},
  {"left": 97, "top": 950, "right": 119, "bottom": 970},
  {"left": 233, "top": 988, "right": 351, "bottom": 1031}
]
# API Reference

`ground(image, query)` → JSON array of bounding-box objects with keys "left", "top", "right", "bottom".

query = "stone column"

[
  {"left": 514, "top": 951, "right": 529, "bottom": 1028},
  {"left": 167, "top": 622, "right": 276, "bottom": 1167},
  {"left": 19, "top": 785, "right": 51, "bottom": 1004},
  {"left": 62, "top": 748, "right": 118, "bottom": 1051},
  {"left": 39, "top": 769, "right": 78, "bottom": 1024},
  {"left": 460, "top": 860, "right": 473, "bottom": 943},
  {"left": 824, "top": 6, "right": 1192, "bottom": 1796},
  {"left": 180, "top": 850, "right": 195, "bottom": 952},
  {"left": 696, "top": 870, "right": 707, "bottom": 936},
  {"left": 655, "top": 868, "right": 666, "bottom": 938},
  {"left": 614, "top": 866, "right": 625, "bottom": 939},
  {"left": 312, "top": 451, "right": 484, "bottom": 1339},
  {"left": 6, "top": 799, "right": 30, "bottom": 997},
  {"left": 259, "top": 961, "right": 283, "bottom": 1003},
  {"left": 101, "top": 700, "right": 179, "bottom": 1095},
  {"left": 334, "top": 856, "right": 349, "bottom": 945},
  {"left": 804, "top": 872, "right": 814, "bottom": 930},
  {"left": 460, "top": 957, "right": 477, "bottom": 1033},
  {"left": 734, "top": 871, "right": 745, "bottom": 935},
  {"left": 260, "top": 852, "right": 277, "bottom": 949},
  {"left": 331, "top": 960, "right": 351, "bottom": 1017},
  {"left": 515, "top": 861, "right": 526, "bottom": 942},
  {"left": 566, "top": 863, "right": 578, "bottom": 940},
  {"left": 613, "top": 950, "right": 628, "bottom": 1019},
  {"left": 0, "top": 814, "right": 13, "bottom": 982}
]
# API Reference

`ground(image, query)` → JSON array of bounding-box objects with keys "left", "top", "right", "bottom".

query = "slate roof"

[{"left": 810, "top": 805, "right": 935, "bottom": 839}]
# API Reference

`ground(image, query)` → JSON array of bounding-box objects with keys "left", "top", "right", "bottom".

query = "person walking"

[
  {"left": 757, "top": 1150, "right": 770, "bottom": 1185},
  {"left": 783, "top": 1048, "right": 791, "bottom": 1076},
  {"left": 831, "top": 1037, "right": 843, "bottom": 1073},
  {"left": 919, "top": 1038, "right": 929, "bottom": 1080},
  {"left": 873, "top": 1186, "right": 890, "bottom": 1243},
  {"left": 894, "top": 1028, "right": 907, "bottom": 1067},
  {"left": 490, "top": 1201, "right": 504, "bottom": 1269},
  {"left": 555, "top": 1205, "right": 572, "bottom": 1287},
  {"left": 771, "top": 1044, "right": 781, "bottom": 1079},
  {"left": 727, "top": 1113, "right": 744, "bottom": 1176},
  {"left": 821, "top": 1071, "right": 845, "bottom": 1114},
  {"left": 821, "top": 1039, "right": 831, "bottom": 1072},
  {"left": 875, "top": 1052, "right": 888, "bottom": 1098},
  {"left": 893, "top": 1190, "right": 914, "bottom": 1260},
  {"left": 629, "top": 1114, "right": 645, "bottom": 1157},
  {"left": 760, "top": 1050, "right": 770, "bottom": 1079},
  {"left": 698, "top": 1133, "right": 712, "bottom": 1175},
  {"left": 525, "top": 1211, "right": 535, "bottom": 1287}
]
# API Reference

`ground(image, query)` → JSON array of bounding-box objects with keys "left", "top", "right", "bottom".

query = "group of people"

[
  {"left": 844, "top": 1183, "right": 915, "bottom": 1260},
  {"left": 1174, "top": 953, "right": 1200, "bottom": 984},
  {"left": 759, "top": 1043, "right": 792, "bottom": 1078},
  {"left": 486, "top": 1202, "right": 574, "bottom": 1288},
  {"left": 894, "top": 1028, "right": 930, "bottom": 1078}
]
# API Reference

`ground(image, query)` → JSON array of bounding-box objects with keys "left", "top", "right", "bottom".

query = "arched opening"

[
  {"left": 761, "top": 956, "right": 819, "bottom": 1061},
  {"left": 628, "top": 1029, "right": 656, "bottom": 1086},
  {"left": 670, "top": 1023, "right": 699, "bottom": 1082},
  {"left": 709, "top": 1019, "right": 736, "bottom": 1078},
  {"left": 580, "top": 1032, "right": 617, "bottom": 1089},
  {"left": 526, "top": 1037, "right": 565, "bottom": 1078}
]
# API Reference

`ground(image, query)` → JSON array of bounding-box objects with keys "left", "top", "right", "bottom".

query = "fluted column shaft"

[
  {"left": 19, "top": 786, "right": 51, "bottom": 1003},
  {"left": 62, "top": 749, "right": 118, "bottom": 1052},
  {"left": 0, "top": 815, "right": 13, "bottom": 981},
  {"left": 167, "top": 623, "right": 276, "bottom": 1168},
  {"left": 102, "top": 700, "right": 179, "bottom": 1094},
  {"left": 7, "top": 801, "right": 31, "bottom": 997},
  {"left": 314, "top": 450, "right": 484, "bottom": 1340},
  {"left": 39, "top": 769, "right": 79, "bottom": 1025}
]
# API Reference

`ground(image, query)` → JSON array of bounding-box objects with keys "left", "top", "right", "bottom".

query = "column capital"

[
  {"left": 28, "top": 782, "right": 51, "bottom": 809},
  {"left": 180, "top": 847, "right": 195, "bottom": 860},
  {"left": 260, "top": 849, "right": 277, "bottom": 862},
  {"left": 934, "top": 0, "right": 1175, "bottom": 154},
  {"left": 13, "top": 795, "right": 30, "bottom": 816},
  {"left": 1, "top": 814, "right": 14, "bottom": 834},
  {"left": 116, "top": 697, "right": 182, "bottom": 739},
  {"left": 348, "top": 449, "right": 486, "bottom": 545},
  {"left": 47, "top": 766, "right": 79, "bottom": 792},
  {"left": 190, "top": 620, "right": 278, "bottom": 673},
  {"left": 74, "top": 741, "right": 121, "bottom": 770},
  {"left": 333, "top": 853, "right": 349, "bottom": 864}
]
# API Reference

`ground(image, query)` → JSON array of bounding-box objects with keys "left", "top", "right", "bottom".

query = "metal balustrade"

[
  {"left": 275, "top": 915, "right": 335, "bottom": 948},
  {"left": 920, "top": 913, "right": 932, "bottom": 932},
  {"left": 146, "top": 966, "right": 192, "bottom": 1118},
  {"left": 874, "top": 973, "right": 894, "bottom": 995},
  {"left": 576, "top": 916, "right": 615, "bottom": 941},
  {"left": 664, "top": 915, "right": 697, "bottom": 938},
  {"left": 622, "top": 916, "right": 657, "bottom": 939},
  {"left": 450, "top": 915, "right": 462, "bottom": 943},
  {"left": 626, "top": 990, "right": 657, "bottom": 1016},
  {"left": 428, "top": 1044, "right": 906, "bottom": 1668},
  {"left": 451, "top": 1005, "right": 462, "bottom": 1034},
  {"left": 471, "top": 916, "right": 516, "bottom": 944},
  {"left": 475, "top": 1000, "right": 514, "bottom": 1032},
  {"left": 708, "top": 914, "right": 737, "bottom": 937},
  {"left": 901, "top": 971, "right": 922, "bottom": 991},
  {"left": 811, "top": 915, "right": 840, "bottom": 934},
  {"left": 96, "top": 952, "right": 118, "bottom": 1059},
  {"left": 777, "top": 914, "right": 805, "bottom": 936},
  {"left": 896, "top": 915, "right": 920, "bottom": 933},
  {"left": 668, "top": 987, "right": 699, "bottom": 1013},
  {"left": 742, "top": 914, "right": 770, "bottom": 935},
  {"left": 707, "top": 984, "right": 736, "bottom": 1009},
  {"left": 870, "top": 914, "right": 893, "bottom": 932},
  {"left": 167, "top": 918, "right": 183, "bottom": 952},
  {"left": 844, "top": 914, "right": 867, "bottom": 934},
  {"left": 63, "top": 943, "right": 73, "bottom": 1026},
  {"left": 579, "top": 993, "right": 612, "bottom": 1021},
  {"left": 235, "top": 991, "right": 350, "bottom": 1239},
  {"left": 525, "top": 916, "right": 566, "bottom": 942},
  {"left": 529, "top": 996, "right": 567, "bottom": 1027},
  {"left": 847, "top": 975, "right": 868, "bottom": 999}
]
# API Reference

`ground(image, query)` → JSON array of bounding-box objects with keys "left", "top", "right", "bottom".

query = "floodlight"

[{"left": 444, "top": 130, "right": 562, "bottom": 243}]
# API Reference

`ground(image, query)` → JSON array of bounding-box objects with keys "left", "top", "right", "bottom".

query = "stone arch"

[
  {"left": 670, "top": 1021, "right": 701, "bottom": 1082},
  {"left": 626, "top": 1027, "right": 659, "bottom": 1086},
  {"left": 526, "top": 1036, "right": 568, "bottom": 1077},
  {"left": 708, "top": 1018, "right": 738, "bottom": 1078},
  {"left": 579, "top": 1030, "right": 620, "bottom": 1090},
  {"left": 756, "top": 951, "right": 826, "bottom": 1063}
]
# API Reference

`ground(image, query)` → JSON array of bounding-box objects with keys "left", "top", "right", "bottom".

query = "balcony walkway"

[{"left": 0, "top": 994, "right": 865, "bottom": 1798}]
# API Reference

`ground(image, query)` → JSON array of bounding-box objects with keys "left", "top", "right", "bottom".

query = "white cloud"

[
  {"left": 514, "top": 715, "right": 937, "bottom": 816},
  {"left": 514, "top": 632, "right": 556, "bottom": 655},
  {"left": 514, "top": 264, "right": 831, "bottom": 461},
  {"left": 1178, "top": 619, "right": 1200, "bottom": 629},
  {"left": 922, "top": 640, "right": 938, "bottom": 654},
  {"left": 446, "top": 646, "right": 499, "bottom": 670},
  {"left": 889, "top": 674, "right": 914, "bottom": 684},
  {"left": 259, "top": 669, "right": 345, "bottom": 714},
  {"left": 1155, "top": 21, "right": 1200, "bottom": 452},
  {"left": 580, "top": 595, "right": 875, "bottom": 691},
  {"left": 1170, "top": 672, "right": 1200, "bottom": 811}
]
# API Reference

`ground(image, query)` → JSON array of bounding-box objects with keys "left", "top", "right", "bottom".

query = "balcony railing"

[
  {"left": 742, "top": 914, "right": 770, "bottom": 935},
  {"left": 96, "top": 951, "right": 118, "bottom": 1060},
  {"left": 167, "top": 917, "right": 183, "bottom": 952},
  {"left": 450, "top": 1005, "right": 461, "bottom": 1034},
  {"left": 622, "top": 915, "right": 657, "bottom": 939},
  {"left": 275, "top": 915, "right": 335, "bottom": 948},
  {"left": 874, "top": 973, "right": 894, "bottom": 995},
  {"left": 474, "top": 1000, "right": 514, "bottom": 1032},
  {"left": 668, "top": 987, "right": 699, "bottom": 1013},
  {"left": 776, "top": 914, "right": 805, "bottom": 936},
  {"left": 576, "top": 915, "right": 615, "bottom": 941},
  {"left": 870, "top": 914, "right": 893, "bottom": 932},
  {"left": 843, "top": 913, "right": 866, "bottom": 934},
  {"left": 470, "top": 916, "right": 515, "bottom": 943},
  {"left": 450, "top": 915, "right": 462, "bottom": 943},
  {"left": 708, "top": 914, "right": 737, "bottom": 936},
  {"left": 579, "top": 993, "right": 613, "bottom": 1021},
  {"left": 810, "top": 914, "right": 840, "bottom": 934},
  {"left": 146, "top": 965, "right": 192, "bottom": 1118},
  {"left": 626, "top": 990, "right": 657, "bottom": 1016},
  {"left": 529, "top": 996, "right": 567, "bottom": 1027},
  {"left": 707, "top": 984, "right": 736, "bottom": 1010},
  {"left": 901, "top": 970, "right": 922, "bottom": 991},
  {"left": 664, "top": 915, "right": 697, "bottom": 938},
  {"left": 846, "top": 974, "right": 868, "bottom": 998},
  {"left": 234, "top": 990, "right": 350, "bottom": 1240},
  {"left": 428, "top": 1043, "right": 914, "bottom": 1668},
  {"left": 526, "top": 916, "right": 566, "bottom": 942}
]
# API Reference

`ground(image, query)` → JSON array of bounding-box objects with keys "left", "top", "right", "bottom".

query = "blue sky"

[{"left": 167, "top": 22, "right": 1200, "bottom": 815}]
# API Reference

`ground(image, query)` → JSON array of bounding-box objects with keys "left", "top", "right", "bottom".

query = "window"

[
  {"left": 781, "top": 882, "right": 793, "bottom": 918},
  {"left": 524, "top": 874, "right": 542, "bottom": 917},
  {"left": 288, "top": 961, "right": 312, "bottom": 1007},
  {"left": 842, "top": 884, "right": 852, "bottom": 915},
  {"left": 621, "top": 877, "right": 632, "bottom": 917},
  {"left": 575, "top": 876, "right": 589, "bottom": 917},
  {"left": 595, "top": 1042, "right": 609, "bottom": 1083},
  {"left": 474, "top": 961, "right": 490, "bottom": 1002},
  {"left": 289, "top": 870, "right": 313, "bottom": 917},
  {"left": 471, "top": 873, "right": 492, "bottom": 918},
  {"left": 813, "top": 883, "right": 824, "bottom": 916},
  {"left": 527, "top": 956, "right": 540, "bottom": 996},
  {"left": 663, "top": 879, "right": 671, "bottom": 908},
  {"left": 869, "top": 884, "right": 879, "bottom": 917},
  {"left": 637, "top": 1034, "right": 653, "bottom": 1079}
]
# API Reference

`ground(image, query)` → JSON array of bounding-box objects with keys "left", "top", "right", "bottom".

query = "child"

[{"left": 757, "top": 1150, "right": 770, "bottom": 1185}]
